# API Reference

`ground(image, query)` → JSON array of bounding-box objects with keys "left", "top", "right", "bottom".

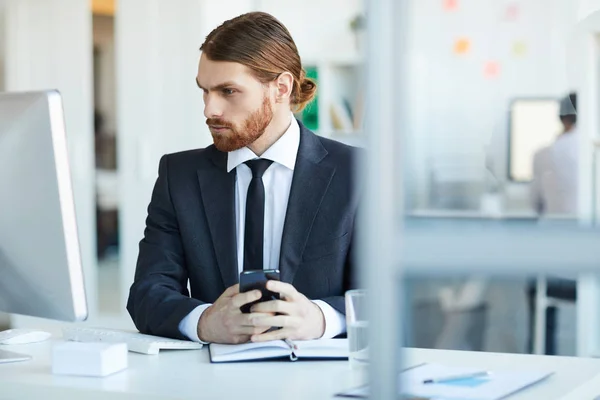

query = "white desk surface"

[
  {"left": 408, "top": 209, "right": 538, "bottom": 219},
  {"left": 2, "top": 338, "right": 600, "bottom": 400}
]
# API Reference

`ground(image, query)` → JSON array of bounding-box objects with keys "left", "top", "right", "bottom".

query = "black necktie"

[{"left": 243, "top": 159, "right": 274, "bottom": 271}]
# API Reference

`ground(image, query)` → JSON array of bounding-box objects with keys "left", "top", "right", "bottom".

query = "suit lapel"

[
  {"left": 197, "top": 147, "right": 238, "bottom": 289},
  {"left": 279, "top": 124, "right": 335, "bottom": 284}
]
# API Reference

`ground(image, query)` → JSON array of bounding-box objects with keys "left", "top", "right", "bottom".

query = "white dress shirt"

[
  {"left": 179, "top": 114, "right": 346, "bottom": 342},
  {"left": 531, "top": 128, "right": 579, "bottom": 215}
]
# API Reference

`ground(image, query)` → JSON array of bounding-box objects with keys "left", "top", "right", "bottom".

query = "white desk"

[
  {"left": 405, "top": 349, "right": 600, "bottom": 400},
  {"left": 2, "top": 339, "right": 600, "bottom": 400}
]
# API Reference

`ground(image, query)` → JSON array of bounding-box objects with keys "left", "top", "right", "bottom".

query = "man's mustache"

[{"left": 206, "top": 118, "right": 233, "bottom": 128}]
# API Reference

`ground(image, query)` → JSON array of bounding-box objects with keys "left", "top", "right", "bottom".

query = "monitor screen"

[
  {"left": 0, "top": 90, "right": 87, "bottom": 322},
  {"left": 508, "top": 99, "right": 563, "bottom": 182}
]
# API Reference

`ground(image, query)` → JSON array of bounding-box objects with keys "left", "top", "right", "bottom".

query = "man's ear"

[{"left": 274, "top": 72, "right": 294, "bottom": 103}]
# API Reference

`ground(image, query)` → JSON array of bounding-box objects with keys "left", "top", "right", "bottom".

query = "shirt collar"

[{"left": 226, "top": 113, "right": 300, "bottom": 172}]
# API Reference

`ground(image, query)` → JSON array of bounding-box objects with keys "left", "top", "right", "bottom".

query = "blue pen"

[{"left": 423, "top": 371, "right": 490, "bottom": 384}]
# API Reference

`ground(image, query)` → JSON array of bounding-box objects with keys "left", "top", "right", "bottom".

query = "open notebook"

[{"left": 209, "top": 338, "right": 348, "bottom": 363}]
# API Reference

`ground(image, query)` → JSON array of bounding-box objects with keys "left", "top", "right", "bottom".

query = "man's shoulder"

[
  {"left": 161, "top": 145, "right": 217, "bottom": 169},
  {"left": 313, "top": 133, "right": 363, "bottom": 163}
]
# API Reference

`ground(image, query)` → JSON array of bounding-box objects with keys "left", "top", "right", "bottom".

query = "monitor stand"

[{"left": 0, "top": 349, "right": 31, "bottom": 363}]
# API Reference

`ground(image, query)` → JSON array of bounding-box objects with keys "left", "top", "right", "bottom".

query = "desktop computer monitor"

[
  {"left": 508, "top": 98, "right": 563, "bottom": 182},
  {"left": 0, "top": 90, "right": 88, "bottom": 325}
]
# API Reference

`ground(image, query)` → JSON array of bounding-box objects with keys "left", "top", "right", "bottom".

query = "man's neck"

[{"left": 248, "top": 111, "right": 292, "bottom": 156}]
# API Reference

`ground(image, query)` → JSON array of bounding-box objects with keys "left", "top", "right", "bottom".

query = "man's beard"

[{"left": 207, "top": 96, "right": 273, "bottom": 152}]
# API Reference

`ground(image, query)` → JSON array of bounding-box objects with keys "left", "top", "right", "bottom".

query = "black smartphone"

[{"left": 239, "top": 269, "right": 280, "bottom": 313}]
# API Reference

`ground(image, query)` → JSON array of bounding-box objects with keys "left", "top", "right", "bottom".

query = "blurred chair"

[
  {"left": 527, "top": 217, "right": 578, "bottom": 355},
  {"left": 411, "top": 278, "right": 488, "bottom": 351},
  {"left": 527, "top": 275, "right": 576, "bottom": 355}
]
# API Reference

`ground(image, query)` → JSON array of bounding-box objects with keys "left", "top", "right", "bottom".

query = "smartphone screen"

[{"left": 239, "top": 269, "right": 280, "bottom": 313}]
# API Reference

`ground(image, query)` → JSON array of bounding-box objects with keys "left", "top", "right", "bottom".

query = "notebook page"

[
  {"left": 294, "top": 339, "right": 348, "bottom": 358},
  {"left": 210, "top": 340, "right": 290, "bottom": 362}
]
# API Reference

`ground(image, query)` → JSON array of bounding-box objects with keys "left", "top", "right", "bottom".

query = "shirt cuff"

[
  {"left": 178, "top": 303, "right": 212, "bottom": 344},
  {"left": 313, "top": 300, "right": 346, "bottom": 339}
]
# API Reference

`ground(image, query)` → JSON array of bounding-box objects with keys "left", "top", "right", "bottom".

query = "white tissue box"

[{"left": 52, "top": 341, "right": 128, "bottom": 377}]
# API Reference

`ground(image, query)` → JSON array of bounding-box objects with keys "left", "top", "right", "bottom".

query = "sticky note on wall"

[
  {"left": 443, "top": 0, "right": 458, "bottom": 11},
  {"left": 484, "top": 61, "right": 500, "bottom": 79},
  {"left": 512, "top": 41, "right": 527, "bottom": 57},
  {"left": 453, "top": 38, "right": 470, "bottom": 55},
  {"left": 505, "top": 3, "right": 519, "bottom": 21}
]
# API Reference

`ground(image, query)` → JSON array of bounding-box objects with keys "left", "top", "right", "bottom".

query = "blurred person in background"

[
  {"left": 127, "top": 12, "right": 359, "bottom": 344},
  {"left": 530, "top": 93, "right": 578, "bottom": 215},
  {"left": 527, "top": 92, "right": 578, "bottom": 355}
]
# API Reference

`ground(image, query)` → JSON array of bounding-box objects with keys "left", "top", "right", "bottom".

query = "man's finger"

[
  {"left": 251, "top": 327, "right": 294, "bottom": 342},
  {"left": 233, "top": 325, "right": 272, "bottom": 336},
  {"left": 222, "top": 284, "right": 240, "bottom": 298},
  {"left": 265, "top": 280, "right": 300, "bottom": 301},
  {"left": 250, "top": 299, "right": 294, "bottom": 315},
  {"left": 248, "top": 315, "right": 298, "bottom": 329},
  {"left": 230, "top": 290, "right": 262, "bottom": 308},
  {"left": 236, "top": 312, "right": 276, "bottom": 327}
]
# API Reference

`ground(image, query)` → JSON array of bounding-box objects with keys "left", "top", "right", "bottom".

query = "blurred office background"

[{"left": 2, "top": 0, "right": 600, "bottom": 358}]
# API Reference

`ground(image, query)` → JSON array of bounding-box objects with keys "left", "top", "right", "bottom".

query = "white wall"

[
  {"left": 406, "top": 0, "right": 578, "bottom": 210},
  {"left": 258, "top": 0, "right": 363, "bottom": 62},
  {"left": 579, "top": 0, "right": 600, "bottom": 21},
  {"left": 2, "top": 0, "right": 96, "bottom": 326}
]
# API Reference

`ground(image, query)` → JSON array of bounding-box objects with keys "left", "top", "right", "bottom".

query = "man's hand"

[
  {"left": 248, "top": 281, "right": 325, "bottom": 342},
  {"left": 197, "top": 284, "right": 273, "bottom": 344}
]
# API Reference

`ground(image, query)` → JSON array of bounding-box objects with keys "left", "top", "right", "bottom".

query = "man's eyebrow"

[{"left": 196, "top": 78, "right": 239, "bottom": 91}]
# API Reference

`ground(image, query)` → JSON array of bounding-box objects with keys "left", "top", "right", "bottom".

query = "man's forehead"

[{"left": 197, "top": 55, "right": 254, "bottom": 87}]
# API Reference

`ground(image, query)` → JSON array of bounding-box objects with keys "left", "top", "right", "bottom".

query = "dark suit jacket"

[{"left": 127, "top": 122, "right": 360, "bottom": 339}]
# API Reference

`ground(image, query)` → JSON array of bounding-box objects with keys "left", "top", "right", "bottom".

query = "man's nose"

[{"left": 203, "top": 94, "right": 224, "bottom": 120}]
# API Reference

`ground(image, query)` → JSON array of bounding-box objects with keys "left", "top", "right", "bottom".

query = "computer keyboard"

[{"left": 62, "top": 327, "right": 203, "bottom": 355}]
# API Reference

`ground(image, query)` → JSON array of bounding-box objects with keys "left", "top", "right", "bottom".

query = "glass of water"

[{"left": 346, "top": 289, "right": 368, "bottom": 369}]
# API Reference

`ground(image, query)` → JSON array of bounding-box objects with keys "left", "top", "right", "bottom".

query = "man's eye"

[{"left": 222, "top": 88, "right": 235, "bottom": 96}]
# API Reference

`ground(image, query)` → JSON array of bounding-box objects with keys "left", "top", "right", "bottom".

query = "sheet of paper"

[
  {"left": 336, "top": 363, "right": 553, "bottom": 400},
  {"left": 402, "top": 363, "right": 553, "bottom": 400}
]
